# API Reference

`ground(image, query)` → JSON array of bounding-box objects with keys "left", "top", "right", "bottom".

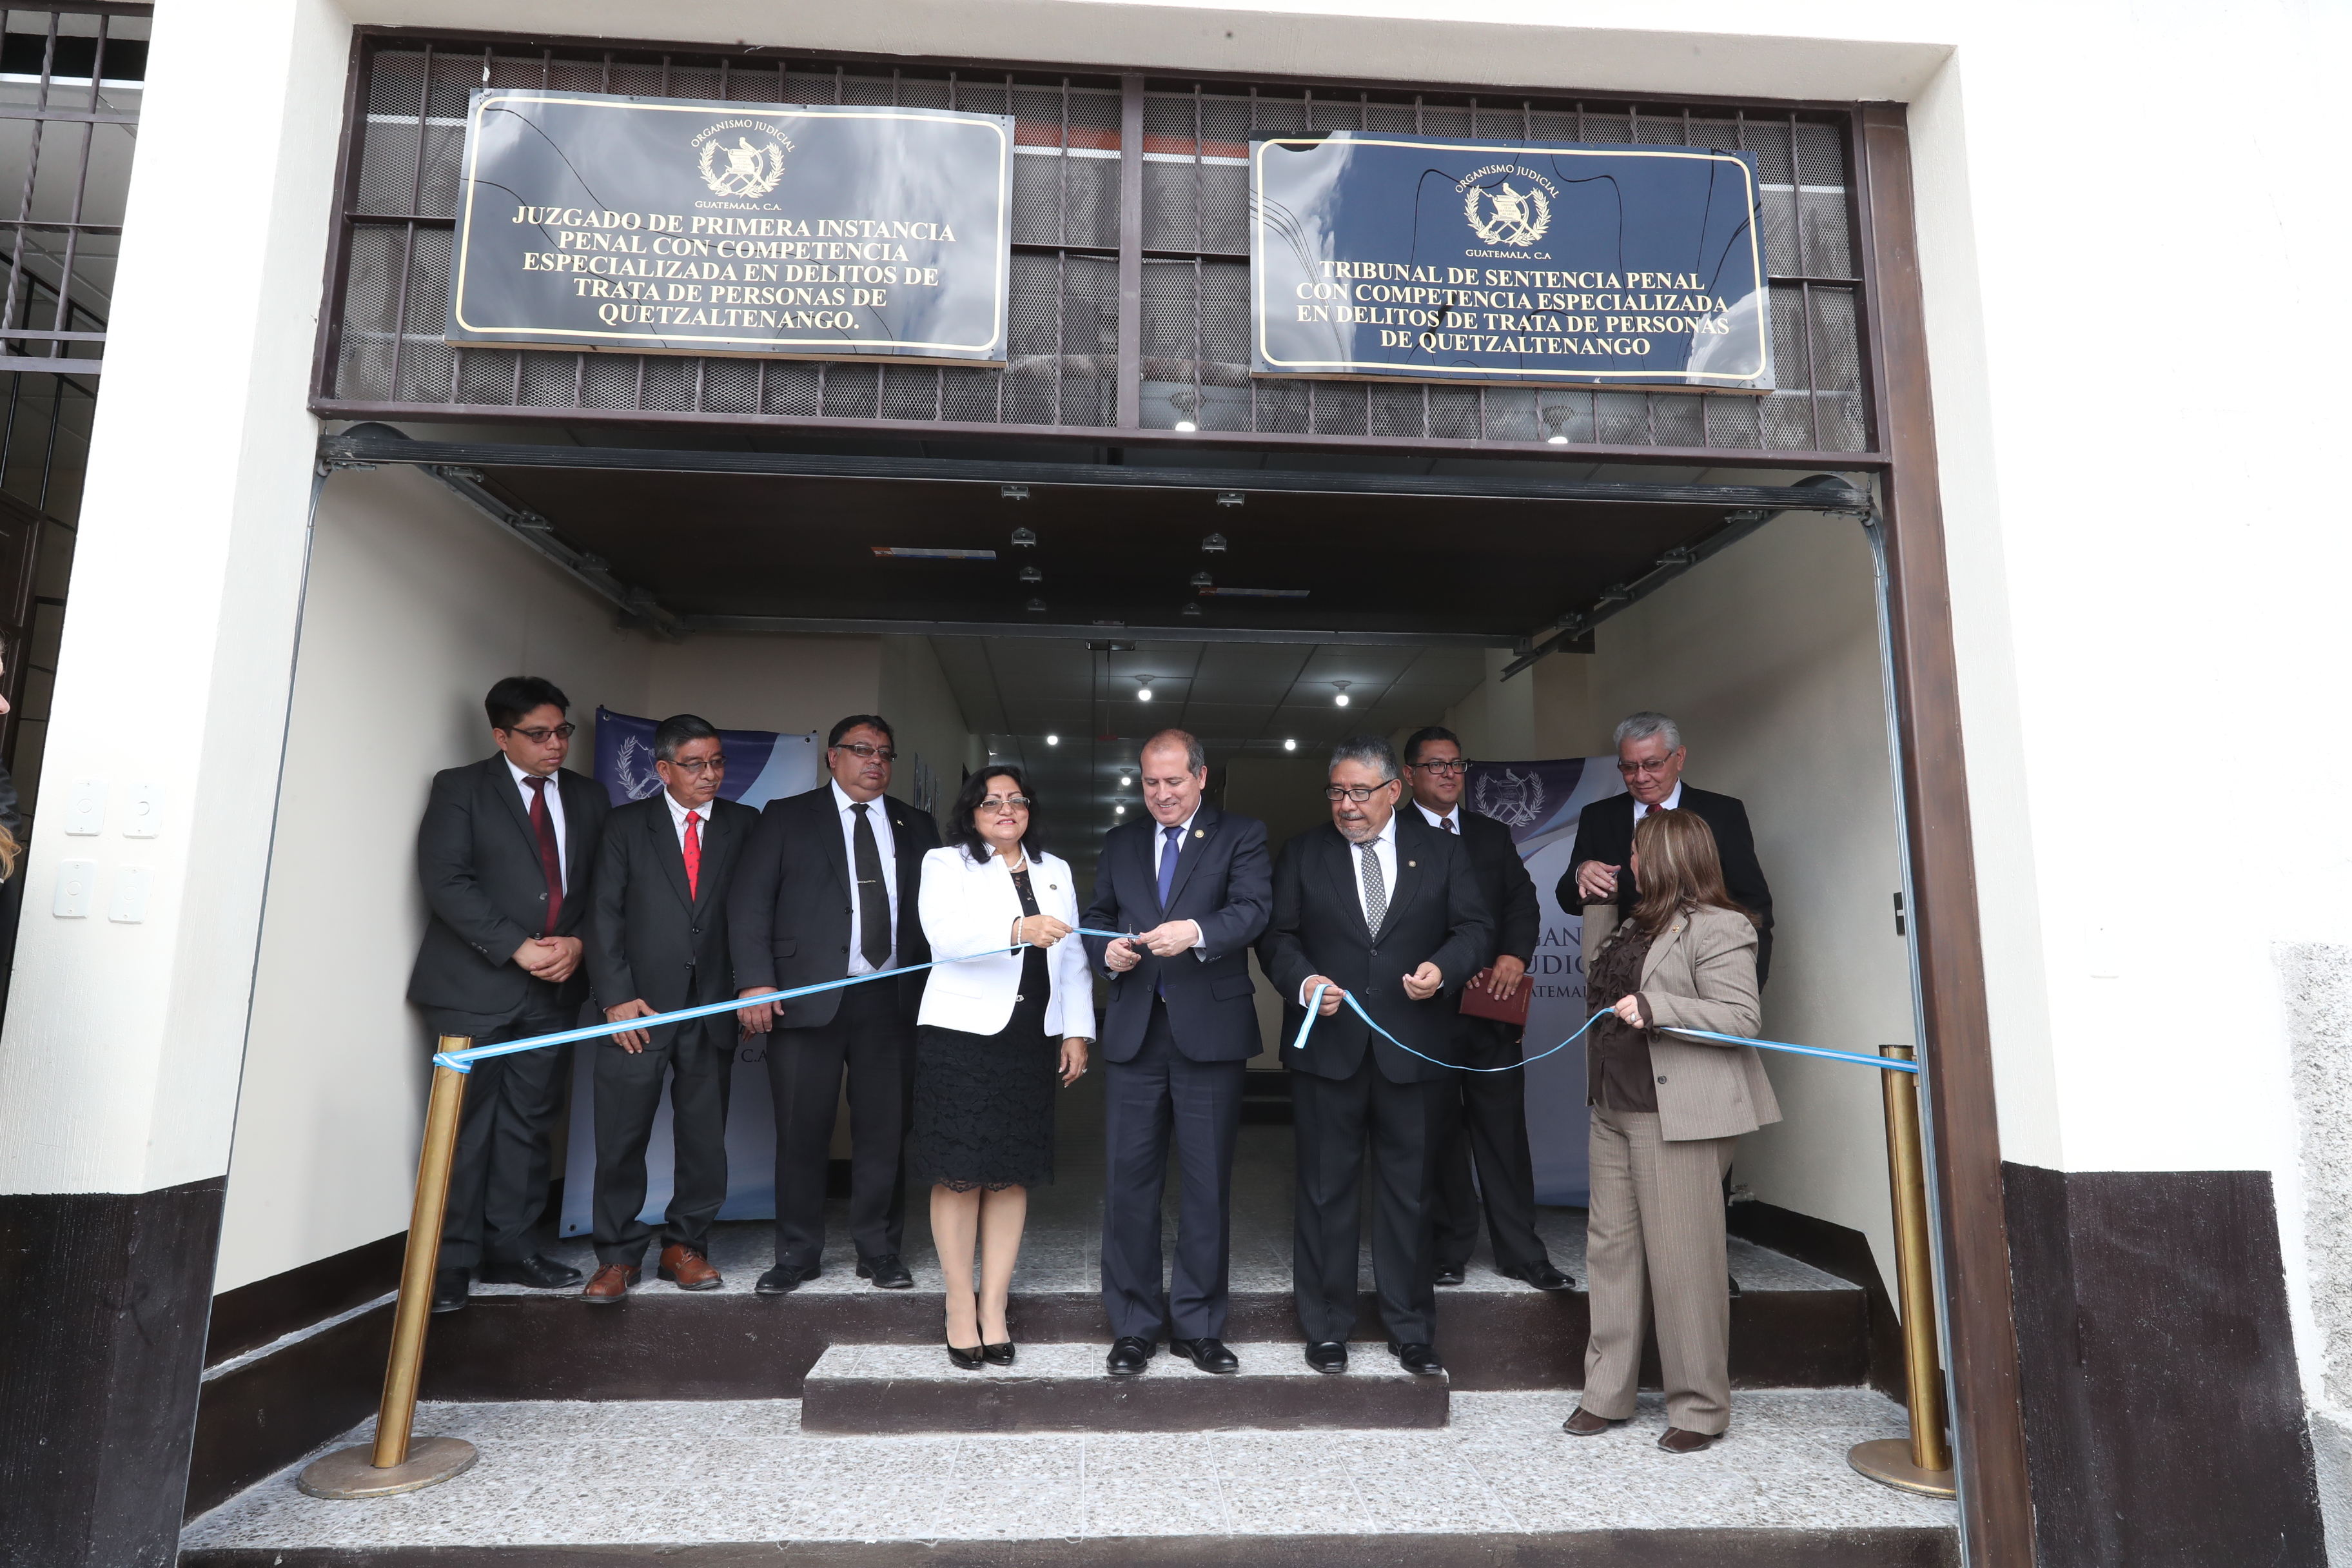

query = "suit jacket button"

[
  {"left": 1656, "top": 1075, "right": 1667, "bottom": 1084},
  {"left": 840, "top": 946, "right": 849, "bottom": 954}
]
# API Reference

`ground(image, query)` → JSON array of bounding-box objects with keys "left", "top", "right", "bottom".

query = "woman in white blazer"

[
  {"left": 1563, "top": 807, "right": 1777, "bottom": 1455},
  {"left": 912, "top": 764, "right": 1093, "bottom": 1369}
]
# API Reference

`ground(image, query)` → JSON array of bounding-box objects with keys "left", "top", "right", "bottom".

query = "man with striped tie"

[
  {"left": 582, "top": 714, "right": 760, "bottom": 1302},
  {"left": 1258, "top": 734, "right": 1492, "bottom": 1378}
]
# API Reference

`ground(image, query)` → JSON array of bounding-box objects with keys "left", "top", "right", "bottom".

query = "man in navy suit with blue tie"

[{"left": 1083, "top": 729, "right": 1273, "bottom": 1377}]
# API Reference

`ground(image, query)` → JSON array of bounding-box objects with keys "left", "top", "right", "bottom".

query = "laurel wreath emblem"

[
  {"left": 697, "top": 135, "right": 787, "bottom": 199},
  {"left": 1463, "top": 182, "right": 1553, "bottom": 248}
]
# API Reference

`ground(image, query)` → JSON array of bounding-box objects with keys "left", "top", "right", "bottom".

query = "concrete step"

[{"left": 799, "top": 1340, "right": 1447, "bottom": 1434}]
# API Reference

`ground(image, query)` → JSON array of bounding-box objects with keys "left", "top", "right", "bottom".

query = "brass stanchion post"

[
  {"left": 299, "top": 1042, "right": 481, "bottom": 1498},
  {"left": 1848, "top": 1043, "right": 1957, "bottom": 1498}
]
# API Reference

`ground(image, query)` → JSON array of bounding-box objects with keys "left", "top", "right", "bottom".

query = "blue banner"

[{"left": 592, "top": 706, "right": 821, "bottom": 812}]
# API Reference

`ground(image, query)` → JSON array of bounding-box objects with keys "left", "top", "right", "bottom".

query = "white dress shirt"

[
  {"left": 663, "top": 788, "right": 708, "bottom": 850},
  {"left": 1415, "top": 801, "right": 1461, "bottom": 835},
  {"left": 507, "top": 758, "right": 567, "bottom": 893},
  {"left": 1148, "top": 807, "right": 1208, "bottom": 954},
  {"left": 1633, "top": 781, "right": 1685, "bottom": 825},
  {"left": 1300, "top": 810, "right": 1399, "bottom": 1004},
  {"left": 833, "top": 779, "right": 899, "bottom": 974}
]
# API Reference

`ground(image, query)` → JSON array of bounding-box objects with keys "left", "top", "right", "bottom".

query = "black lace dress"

[{"left": 910, "top": 866, "right": 1059, "bottom": 1191}]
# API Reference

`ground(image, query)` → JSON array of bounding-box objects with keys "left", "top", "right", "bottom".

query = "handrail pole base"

[{"left": 1848, "top": 1043, "right": 1956, "bottom": 1500}]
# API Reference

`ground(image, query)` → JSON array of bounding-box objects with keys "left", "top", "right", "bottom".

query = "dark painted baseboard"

[
  {"left": 207, "top": 1232, "right": 405, "bottom": 1366},
  {"left": 0, "top": 1177, "right": 224, "bottom": 1568},
  {"left": 1727, "top": 1199, "right": 1908, "bottom": 1403},
  {"left": 178, "top": 1525, "right": 1957, "bottom": 1567},
  {"left": 2002, "top": 1163, "right": 2325, "bottom": 1568},
  {"left": 188, "top": 1302, "right": 394, "bottom": 1521}
]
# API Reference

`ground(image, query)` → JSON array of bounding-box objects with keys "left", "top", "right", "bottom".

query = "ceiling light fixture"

[
  {"left": 1010, "top": 526, "right": 1037, "bottom": 546},
  {"left": 1202, "top": 533, "right": 1228, "bottom": 553},
  {"left": 1025, "top": 597, "right": 1047, "bottom": 613},
  {"left": 1019, "top": 565, "right": 1043, "bottom": 583},
  {"left": 1115, "top": 804, "right": 1126, "bottom": 815},
  {"left": 1169, "top": 386, "right": 1201, "bottom": 433},
  {"left": 1002, "top": 485, "right": 1030, "bottom": 502},
  {"left": 1182, "top": 602, "right": 1202, "bottom": 617},
  {"left": 1284, "top": 738, "right": 1298, "bottom": 752},
  {"left": 1046, "top": 734, "right": 1059, "bottom": 745},
  {"left": 1333, "top": 681, "right": 1353, "bottom": 708},
  {"left": 1191, "top": 571, "right": 1213, "bottom": 587},
  {"left": 1119, "top": 774, "right": 1132, "bottom": 786},
  {"left": 1135, "top": 676, "right": 1155, "bottom": 703},
  {"left": 1216, "top": 491, "right": 1245, "bottom": 508}
]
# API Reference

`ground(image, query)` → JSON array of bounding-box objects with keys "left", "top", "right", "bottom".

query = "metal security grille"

[{"left": 318, "top": 33, "right": 1874, "bottom": 459}]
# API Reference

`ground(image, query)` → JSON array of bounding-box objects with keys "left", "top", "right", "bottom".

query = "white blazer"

[{"left": 915, "top": 845, "right": 1096, "bottom": 1041}]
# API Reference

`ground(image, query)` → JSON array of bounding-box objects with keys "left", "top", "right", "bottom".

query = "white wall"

[
  {"left": 879, "top": 636, "right": 984, "bottom": 832},
  {"left": 215, "top": 467, "right": 649, "bottom": 1293}
]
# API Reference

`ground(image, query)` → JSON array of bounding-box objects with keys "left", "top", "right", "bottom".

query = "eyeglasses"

[
  {"left": 1324, "top": 783, "right": 1397, "bottom": 803},
  {"left": 667, "top": 756, "right": 726, "bottom": 775},
  {"left": 833, "top": 741, "right": 897, "bottom": 762},
  {"left": 1410, "top": 760, "right": 1470, "bottom": 776},
  {"left": 979, "top": 795, "right": 1032, "bottom": 813},
  {"left": 504, "top": 723, "right": 576, "bottom": 743},
  {"left": 1616, "top": 755, "right": 1679, "bottom": 776}
]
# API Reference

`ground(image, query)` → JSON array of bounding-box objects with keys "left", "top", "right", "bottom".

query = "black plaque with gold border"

[
  {"left": 1252, "top": 132, "right": 1770, "bottom": 390},
  {"left": 447, "top": 90, "right": 1012, "bottom": 363}
]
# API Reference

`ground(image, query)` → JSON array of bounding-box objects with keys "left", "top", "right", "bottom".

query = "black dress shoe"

[
  {"left": 755, "top": 1262, "right": 817, "bottom": 1295},
  {"left": 857, "top": 1253, "right": 915, "bottom": 1289},
  {"left": 1304, "top": 1340, "right": 1348, "bottom": 1374},
  {"left": 430, "top": 1267, "right": 469, "bottom": 1314},
  {"left": 1168, "top": 1337, "right": 1239, "bottom": 1373},
  {"left": 1105, "top": 1336, "right": 1157, "bottom": 1376},
  {"left": 477, "top": 1253, "right": 582, "bottom": 1289},
  {"left": 1387, "top": 1341, "right": 1446, "bottom": 1377},
  {"left": 1433, "top": 1263, "right": 1467, "bottom": 1287},
  {"left": 1728, "top": 1272, "right": 1742, "bottom": 1299},
  {"left": 1501, "top": 1261, "right": 1575, "bottom": 1292},
  {"left": 946, "top": 1341, "right": 985, "bottom": 1370},
  {"left": 981, "top": 1341, "right": 1015, "bottom": 1366}
]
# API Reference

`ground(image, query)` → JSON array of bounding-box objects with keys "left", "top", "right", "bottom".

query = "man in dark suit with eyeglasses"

[
  {"left": 409, "top": 676, "right": 610, "bottom": 1313},
  {"left": 729, "top": 714, "right": 942, "bottom": 1296}
]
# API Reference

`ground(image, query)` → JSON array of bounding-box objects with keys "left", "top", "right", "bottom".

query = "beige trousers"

[{"left": 1581, "top": 1105, "right": 1738, "bottom": 1434}]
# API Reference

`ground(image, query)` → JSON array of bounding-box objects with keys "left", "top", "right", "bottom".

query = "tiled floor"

[{"left": 182, "top": 1390, "right": 1957, "bottom": 1549}]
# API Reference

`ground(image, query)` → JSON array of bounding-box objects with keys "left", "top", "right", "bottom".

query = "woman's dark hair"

[
  {"left": 948, "top": 764, "right": 1042, "bottom": 863},
  {"left": 1628, "top": 808, "right": 1756, "bottom": 934}
]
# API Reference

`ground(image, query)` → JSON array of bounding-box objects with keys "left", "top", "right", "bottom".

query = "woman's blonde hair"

[
  {"left": 1629, "top": 808, "right": 1754, "bottom": 935},
  {"left": 0, "top": 820, "right": 18, "bottom": 881}
]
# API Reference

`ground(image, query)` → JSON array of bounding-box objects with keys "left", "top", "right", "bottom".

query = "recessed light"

[{"left": 1046, "top": 734, "right": 1059, "bottom": 745}]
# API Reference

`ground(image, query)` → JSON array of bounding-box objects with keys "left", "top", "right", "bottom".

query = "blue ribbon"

[
  {"left": 1293, "top": 984, "right": 1919, "bottom": 1075},
  {"left": 433, "top": 928, "right": 1140, "bottom": 1072}
]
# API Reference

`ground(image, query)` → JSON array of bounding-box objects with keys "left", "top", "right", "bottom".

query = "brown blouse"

[{"left": 1585, "top": 922, "right": 1660, "bottom": 1113}]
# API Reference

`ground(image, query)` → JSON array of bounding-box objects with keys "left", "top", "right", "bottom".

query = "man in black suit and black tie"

[
  {"left": 409, "top": 676, "right": 611, "bottom": 1313},
  {"left": 1401, "top": 727, "right": 1573, "bottom": 1294},
  {"left": 1258, "top": 734, "right": 1492, "bottom": 1378},
  {"left": 1557, "top": 711, "right": 1775, "bottom": 982},
  {"left": 581, "top": 714, "right": 760, "bottom": 1304},
  {"left": 1082, "top": 728, "right": 1273, "bottom": 1378},
  {"left": 729, "top": 715, "right": 943, "bottom": 1295}
]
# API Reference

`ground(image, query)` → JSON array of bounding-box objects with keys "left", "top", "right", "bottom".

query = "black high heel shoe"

[
  {"left": 981, "top": 1340, "right": 1015, "bottom": 1366},
  {"left": 946, "top": 1340, "right": 985, "bottom": 1370}
]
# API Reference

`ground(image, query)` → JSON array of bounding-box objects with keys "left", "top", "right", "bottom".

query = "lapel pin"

[
  {"left": 1407, "top": 860, "right": 1416, "bottom": 868},
  {"left": 1194, "top": 829, "right": 1204, "bottom": 839}
]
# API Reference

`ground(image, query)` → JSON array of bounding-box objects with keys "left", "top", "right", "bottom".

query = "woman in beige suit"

[{"left": 1563, "top": 807, "right": 1778, "bottom": 1453}]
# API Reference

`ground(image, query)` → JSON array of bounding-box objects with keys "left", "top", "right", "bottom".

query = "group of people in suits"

[{"left": 409, "top": 681, "right": 1779, "bottom": 1453}]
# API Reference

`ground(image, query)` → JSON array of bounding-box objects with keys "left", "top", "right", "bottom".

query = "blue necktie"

[{"left": 1155, "top": 825, "right": 1182, "bottom": 1000}]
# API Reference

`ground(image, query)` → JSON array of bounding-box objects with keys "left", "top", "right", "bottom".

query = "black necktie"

[{"left": 852, "top": 801, "right": 890, "bottom": 970}]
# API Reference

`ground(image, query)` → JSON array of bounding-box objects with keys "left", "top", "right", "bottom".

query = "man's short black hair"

[
  {"left": 1402, "top": 725, "right": 1462, "bottom": 767},
  {"left": 828, "top": 714, "right": 896, "bottom": 749},
  {"left": 485, "top": 676, "right": 570, "bottom": 731},
  {"left": 652, "top": 712, "right": 720, "bottom": 763}
]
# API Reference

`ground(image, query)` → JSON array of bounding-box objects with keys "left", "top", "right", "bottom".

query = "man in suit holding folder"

[
  {"left": 1259, "top": 734, "right": 1491, "bottom": 1378},
  {"left": 582, "top": 714, "right": 760, "bottom": 1302},
  {"left": 1083, "top": 729, "right": 1272, "bottom": 1377},
  {"left": 1401, "top": 727, "right": 1572, "bottom": 1294}
]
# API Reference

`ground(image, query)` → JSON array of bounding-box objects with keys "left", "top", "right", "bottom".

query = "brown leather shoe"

[
  {"left": 1658, "top": 1426, "right": 1720, "bottom": 1453},
  {"left": 1562, "top": 1407, "right": 1621, "bottom": 1436},
  {"left": 582, "top": 1263, "right": 639, "bottom": 1304},
  {"left": 657, "top": 1244, "right": 722, "bottom": 1291}
]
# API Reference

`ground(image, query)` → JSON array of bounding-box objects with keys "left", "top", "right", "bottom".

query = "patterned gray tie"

[{"left": 1358, "top": 840, "right": 1387, "bottom": 937}]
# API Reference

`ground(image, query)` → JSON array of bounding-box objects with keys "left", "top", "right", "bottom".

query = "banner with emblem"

[
  {"left": 1251, "top": 132, "right": 1769, "bottom": 391},
  {"left": 446, "top": 90, "right": 1013, "bottom": 362},
  {"left": 1465, "top": 754, "right": 1625, "bottom": 1205}
]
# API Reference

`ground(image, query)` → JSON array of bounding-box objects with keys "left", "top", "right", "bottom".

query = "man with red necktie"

[
  {"left": 409, "top": 678, "right": 611, "bottom": 1313},
  {"left": 582, "top": 714, "right": 760, "bottom": 1302}
]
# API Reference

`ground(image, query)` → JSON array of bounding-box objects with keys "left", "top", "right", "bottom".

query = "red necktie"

[
  {"left": 524, "top": 775, "right": 564, "bottom": 939},
  {"left": 683, "top": 810, "right": 703, "bottom": 900}
]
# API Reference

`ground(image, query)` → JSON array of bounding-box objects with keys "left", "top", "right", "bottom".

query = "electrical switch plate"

[
  {"left": 64, "top": 779, "right": 106, "bottom": 836},
  {"left": 108, "top": 866, "right": 152, "bottom": 923},
  {"left": 122, "top": 781, "right": 159, "bottom": 838},
  {"left": 53, "top": 860, "right": 96, "bottom": 917}
]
